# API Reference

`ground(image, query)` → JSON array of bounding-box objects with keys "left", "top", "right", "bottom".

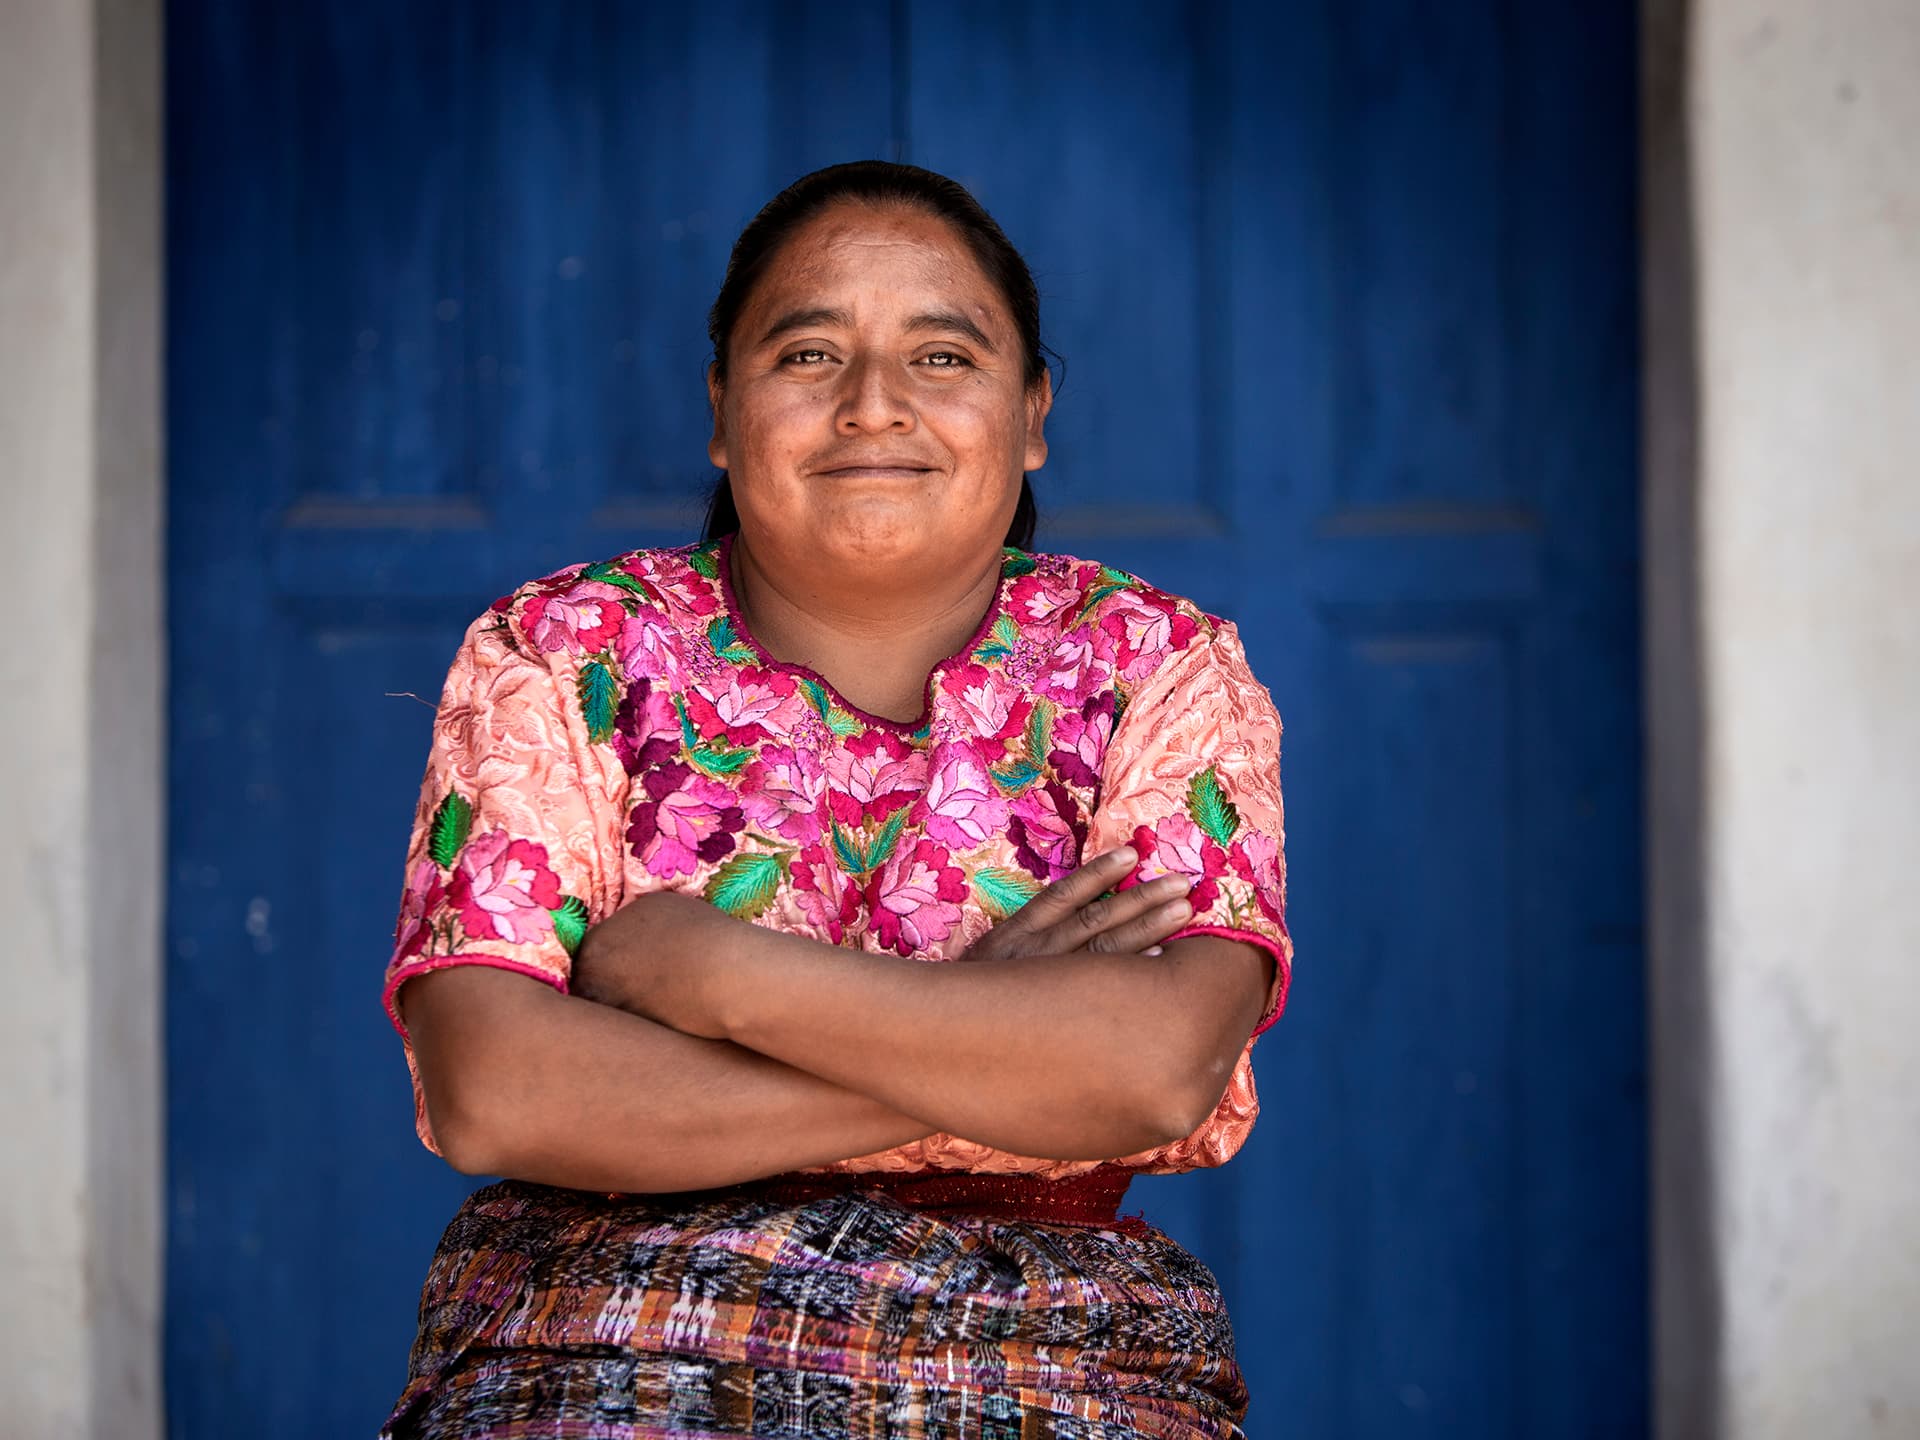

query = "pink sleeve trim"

[
  {"left": 1168, "top": 922, "right": 1292, "bottom": 1038},
  {"left": 382, "top": 952, "right": 571, "bottom": 1043}
]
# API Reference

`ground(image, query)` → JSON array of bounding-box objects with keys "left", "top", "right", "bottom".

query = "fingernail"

[
  {"left": 1169, "top": 898, "right": 1193, "bottom": 919},
  {"left": 1108, "top": 846, "right": 1137, "bottom": 867},
  {"left": 1144, "top": 945, "right": 1165, "bottom": 956}
]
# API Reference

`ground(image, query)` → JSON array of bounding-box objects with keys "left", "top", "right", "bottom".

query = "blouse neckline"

[{"left": 713, "top": 530, "right": 1018, "bottom": 740}]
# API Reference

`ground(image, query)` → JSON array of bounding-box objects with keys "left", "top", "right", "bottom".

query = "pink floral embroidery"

[
  {"left": 523, "top": 580, "right": 624, "bottom": 656},
  {"left": 1035, "top": 623, "right": 1116, "bottom": 702},
  {"left": 1101, "top": 594, "right": 1200, "bottom": 682},
  {"left": 1010, "top": 780, "right": 1087, "bottom": 882},
  {"left": 1047, "top": 694, "right": 1117, "bottom": 789},
  {"left": 617, "top": 614, "right": 677, "bottom": 681},
  {"left": 393, "top": 859, "right": 444, "bottom": 961},
  {"left": 741, "top": 744, "right": 825, "bottom": 846},
  {"left": 1130, "top": 813, "right": 1230, "bottom": 912},
  {"left": 944, "top": 662, "right": 1026, "bottom": 739},
  {"left": 446, "top": 830, "right": 563, "bottom": 944},
  {"left": 868, "top": 839, "right": 968, "bottom": 956},
  {"left": 921, "top": 744, "right": 1011, "bottom": 850},
  {"left": 613, "top": 680, "right": 680, "bottom": 776},
  {"left": 828, "top": 730, "right": 919, "bottom": 827},
  {"left": 791, "top": 842, "right": 860, "bottom": 945},
  {"left": 685, "top": 666, "right": 795, "bottom": 746},
  {"left": 626, "top": 761, "right": 744, "bottom": 879}
]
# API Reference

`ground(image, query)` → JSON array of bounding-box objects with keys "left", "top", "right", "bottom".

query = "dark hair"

[{"left": 700, "top": 161, "right": 1048, "bottom": 548}]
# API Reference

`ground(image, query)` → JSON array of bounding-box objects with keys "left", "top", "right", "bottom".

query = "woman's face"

[{"left": 709, "top": 201, "right": 1050, "bottom": 583}]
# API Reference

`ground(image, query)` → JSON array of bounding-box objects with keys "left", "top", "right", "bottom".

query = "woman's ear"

[
  {"left": 1022, "top": 369, "right": 1053, "bottom": 473},
  {"left": 706, "top": 366, "right": 729, "bottom": 470}
]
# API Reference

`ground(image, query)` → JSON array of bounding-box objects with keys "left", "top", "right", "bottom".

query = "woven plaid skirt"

[{"left": 381, "top": 1175, "right": 1249, "bottom": 1439}]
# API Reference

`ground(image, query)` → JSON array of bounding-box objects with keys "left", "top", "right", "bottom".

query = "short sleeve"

[
  {"left": 1084, "top": 619, "right": 1294, "bottom": 1172},
  {"left": 381, "top": 609, "right": 628, "bottom": 1151}
]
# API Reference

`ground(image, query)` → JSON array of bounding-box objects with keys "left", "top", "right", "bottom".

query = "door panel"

[{"left": 167, "top": 2, "right": 1642, "bottom": 1433}]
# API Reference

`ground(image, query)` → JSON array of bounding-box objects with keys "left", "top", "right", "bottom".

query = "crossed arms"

[{"left": 400, "top": 845, "right": 1274, "bottom": 1193}]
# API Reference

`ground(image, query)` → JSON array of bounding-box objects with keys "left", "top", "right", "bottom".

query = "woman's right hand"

[{"left": 962, "top": 846, "right": 1194, "bottom": 964}]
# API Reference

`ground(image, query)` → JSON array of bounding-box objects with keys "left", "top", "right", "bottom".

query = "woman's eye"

[
  {"left": 782, "top": 349, "right": 829, "bottom": 366},
  {"left": 920, "top": 352, "right": 971, "bottom": 369}
]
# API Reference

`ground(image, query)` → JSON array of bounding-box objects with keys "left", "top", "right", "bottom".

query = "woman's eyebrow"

[
  {"left": 757, "top": 306, "right": 853, "bottom": 346},
  {"left": 904, "top": 310, "right": 998, "bottom": 353}
]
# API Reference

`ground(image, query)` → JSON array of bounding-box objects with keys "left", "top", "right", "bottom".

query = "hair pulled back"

[{"left": 701, "top": 160, "right": 1048, "bottom": 548}]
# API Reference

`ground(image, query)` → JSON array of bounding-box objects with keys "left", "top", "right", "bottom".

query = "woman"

[{"left": 381, "top": 160, "right": 1292, "bottom": 1439}]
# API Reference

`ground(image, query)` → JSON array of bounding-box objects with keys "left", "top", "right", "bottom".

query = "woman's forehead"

[{"left": 744, "top": 204, "right": 1009, "bottom": 330}]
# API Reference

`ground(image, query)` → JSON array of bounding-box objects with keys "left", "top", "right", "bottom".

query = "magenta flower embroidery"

[
  {"left": 523, "top": 581, "right": 625, "bottom": 656},
  {"left": 1131, "top": 813, "right": 1229, "bottom": 913},
  {"left": 1232, "top": 829, "right": 1286, "bottom": 925},
  {"left": 685, "top": 666, "right": 794, "bottom": 746},
  {"left": 1010, "top": 780, "right": 1088, "bottom": 882},
  {"left": 942, "top": 662, "right": 1025, "bottom": 740},
  {"left": 446, "top": 830, "right": 563, "bottom": 945},
  {"left": 1100, "top": 594, "right": 1199, "bottom": 682},
  {"left": 612, "top": 679, "right": 680, "bottom": 777},
  {"left": 867, "top": 839, "right": 969, "bottom": 956},
  {"left": 626, "top": 761, "right": 744, "bottom": 880},
  {"left": 741, "top": 744, "right": 825, "bottom": 846},
  {"left": 1009, "top": 573, "right": 1080, "bottom": 628},
  {"left": 792, "top": 842, "right": 860, "bottom": 945},
  {"left": 1047, "top": 693, "right": 1117, "bottom": 789},
  {"left": 1035, "top": 623, "right": 1117, "bottom": 703},
  {"left": 393, "top": 858, "right": 444, "bottom": 961},
  {"left": 828, "top": 730, "right": 919, "bottom": 827},
  {"left": 922, "top": 744, "right": 1011, "bottom": 850},
  {"left": 617, "top": 614, "right": 676, "bottom": 681}
]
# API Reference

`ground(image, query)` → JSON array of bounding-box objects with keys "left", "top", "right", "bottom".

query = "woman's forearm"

[
  {"left": 578, "top": 899, "right": 1272, "bottom": 1160},
  {"left": 401, "top": 966, "right": 936, "bottom": 1192}
]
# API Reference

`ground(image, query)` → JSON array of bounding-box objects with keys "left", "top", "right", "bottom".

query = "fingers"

[
  {"left": 1010, "top": 846, "right": 1142, "bottom": 933},
  {"left": 1080, "top": 887, "right": 1196, "bottom": 955}
]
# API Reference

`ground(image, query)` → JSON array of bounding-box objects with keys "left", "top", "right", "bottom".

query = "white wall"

[
  {"left": 1651, "top": 1, "right": 1920, "bottom": 1435},
  {"left": 0, "top": 0, "right": 163, "bottom": 1432}
]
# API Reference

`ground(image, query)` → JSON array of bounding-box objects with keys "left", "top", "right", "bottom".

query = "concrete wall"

[
  {"left": 1649, "top": 1, "right": 1920, "bottom": 1435},
  {"left": 0, "top": 0, "right": 163, "bottom": 1432}
]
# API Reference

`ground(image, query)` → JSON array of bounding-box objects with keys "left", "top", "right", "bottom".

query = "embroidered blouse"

[{"left": 383, "top": 536, "right": 1293, "bottom": 1178}]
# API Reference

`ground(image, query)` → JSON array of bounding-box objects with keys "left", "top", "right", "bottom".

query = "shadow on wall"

[{"left": 1642, "top": 0, "right": 1721, "bottom": 1434}]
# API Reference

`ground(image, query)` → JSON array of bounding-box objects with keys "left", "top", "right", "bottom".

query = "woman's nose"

[{"left": 834, "top": 353, "right": 914, "bottom": 433}]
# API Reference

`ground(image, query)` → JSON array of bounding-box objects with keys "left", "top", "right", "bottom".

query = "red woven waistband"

[{"left": 737, "top": 1163, "right": 1144, "bottom": 1234}]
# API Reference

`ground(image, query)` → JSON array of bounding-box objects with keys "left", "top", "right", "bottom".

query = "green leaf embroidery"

[
  {"left": 689, "top": 742, "right": 753, "bottom": 777},
  {"left": 970, "top": 865, "right": 1041, "bottom": 920},
  {"left": 1023, "top": 698, "right": 1055, "bottom": 764},
  {"left": 1001, "top": 547, "right": 1038, "bottom": 579},
  {"left": 706, "top": 614, "right": 757, "bottom": 665},
  {"left": 989, "top": 757, "right": 1042, "bottom": 794},
  {"left": 703, "top": 850, "right": 793, "bottom": 919},
  {"left": 427, "top": 791, "right": 473, "bottom": 869},
  {"left": 830, "top": 823, "right": 867, "bottom": 876},
  {"left": 686, "top": 544, "right": 722, "bottom": 580},
  {"left": 577, "top": 657, "right": 618, "bottom": 744},
  {"left": 673, "top": 692, "right": 699, "bottom": 751},
  {"left": 579, "top": 558, "right": 657, "bottom": 603},
  {"left": 798, "top": 677, "right": 863, "bottom": 738},
  {"left": 1098, "top": 564, "right": 1134, "bottom": 588},
  {"left": 549, "top": 895, "right": 589, "bottom": 956},
  {"left": 972, "top": 613, "right": 1021, "bottom": 664},
  {"left": 1186, "top": 765, "right": 1242, "bottom": 848},
  {"left": 865, "top": 805, "right": 911, "bottom": 874}
]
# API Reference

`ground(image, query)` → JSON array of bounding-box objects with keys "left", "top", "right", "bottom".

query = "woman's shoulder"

[
  {"left": 1012, "top": 548, "right": 1233, "bottom": 689},
  {"left": 480, "top": 542, "right": 727, "bottom": 660}
]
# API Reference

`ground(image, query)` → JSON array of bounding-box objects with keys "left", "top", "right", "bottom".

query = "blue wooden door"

[{"left": 167, "top": 3, "right": 1642, "bottom": 1434}]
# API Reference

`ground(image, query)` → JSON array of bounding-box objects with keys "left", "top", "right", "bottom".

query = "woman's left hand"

[{"left": 572, "top": 889, "right": 743, "bottom": 1040}]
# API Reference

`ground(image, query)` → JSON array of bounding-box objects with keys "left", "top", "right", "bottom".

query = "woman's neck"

[{"left": 727, "top": 534, "right": 1004, "bottom": 724}]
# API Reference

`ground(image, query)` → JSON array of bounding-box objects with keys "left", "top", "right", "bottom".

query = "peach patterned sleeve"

[
  {"left": 1085, "top": 619, "right": 1294, "bottom": 1173},
  {"left": 381, "top": 608, "right": 629, "bottom": 1152}
]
